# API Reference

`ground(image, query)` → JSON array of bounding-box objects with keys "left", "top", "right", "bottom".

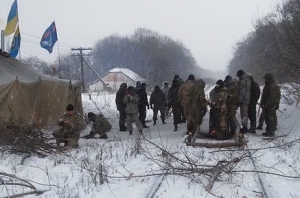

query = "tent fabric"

[{"left": 0, "top": 54, "right": 83, "bottom": 127}]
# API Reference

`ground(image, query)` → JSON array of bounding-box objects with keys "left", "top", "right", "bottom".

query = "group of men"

[
  {"left": 53, "top": 104, "right": 112, "bottom": 147},
  {"left": 52, "top": 69, "right": 281, "bottom": 146}
]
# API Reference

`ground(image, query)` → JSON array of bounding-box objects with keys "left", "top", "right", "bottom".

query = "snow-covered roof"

[
  {"left": 107, "top": 68, "right": 146, "bottom": 82},
  {"left": 87, "top": 68, "right": 146, "bottom": 85}
]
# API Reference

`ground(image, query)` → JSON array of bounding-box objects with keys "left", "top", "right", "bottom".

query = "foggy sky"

[{"left": 0, "top": 0, "right": 282, "bottom": 71}]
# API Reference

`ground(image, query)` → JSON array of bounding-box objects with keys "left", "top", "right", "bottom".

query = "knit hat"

[
  {"left": 224, "top": 75, "right": 232, "bottom": 84},
  {"left": 174, "top": 74, "right": 179, "bottom": 79},
  {"left": 236, "top": 70, "right": 245, "bottom": 77},
  {"left": 188, "top": 74, "right": 195, "bottom": 81},
  {"left": 216, "top": 79, "right": 224, "bottom": 87},
  {"left": 263, "top": 73, "right": 274, "bottom": 80},
  {"left": 66, "top": 104, "right": 74, "bottom": 111},
  {"left": 87, "top": 112, "right": 95, "bottom": 119}
]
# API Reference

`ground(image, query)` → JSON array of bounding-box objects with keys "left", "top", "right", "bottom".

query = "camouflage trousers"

[
  {"left": 226, "top": 104, "right": 237, "bottom": 133},
  {"left": 53, "top": 129, "right": 80, "bottom": 146},
  {"left": 126, "top": 113, "right": 143, "bottom": 131},
  {"left": 209, "top": 107, "right": 227, "bottom": 136},
  {"left": 265, "top": 107, "right": 277, "bottom": 132},
  {"left": 248, "top": 103, "right": 257, "bottom": 131},
  {"left": 239, "top": 104, "right": 249, "bottom": 128}
]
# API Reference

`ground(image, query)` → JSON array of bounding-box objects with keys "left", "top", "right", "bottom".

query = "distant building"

[{"left": 87, "top": 68, "right": 146, "bottom": 92}]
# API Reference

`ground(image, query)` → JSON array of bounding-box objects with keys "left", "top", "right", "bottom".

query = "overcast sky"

[{"left": 0, "top": 0, "right": 282, "bottom": 71}]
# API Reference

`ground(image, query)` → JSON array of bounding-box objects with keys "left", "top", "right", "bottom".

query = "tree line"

[
  {"left": 228, "top": 0, "right": 300, "bottom": 86},
  {"left": 21, "top": 28, "right": 211, "bottom": 87}
]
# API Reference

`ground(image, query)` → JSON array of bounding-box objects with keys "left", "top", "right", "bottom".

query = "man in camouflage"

[
  {"left": 53, "top": 104, "right": 82, "bottom": 147},
  {"left": 224, "top": 75, "right": 239, "bottom": 138},
  {"left": 260, "top": 73, "right": 281, "bottom": 137},
  {"left": 178, "top": 74, "right": 197, "bottom": 135},
  {"left": 83, "top": 112, "right": 112, "bottom": 139},
  {"left": 115, "top": 83, "right": 127, "bottom": 131},
  {"left": 236, "top": 70, "right": 251, "bottom": 133},
  {"left": 123, "top": 86, "right": 143, "bottom": 135},
  {"left": 209, "top": 80, "right": 228, "bottom": 140},
  {"left": 150, "top": 85, "right": 167, "bottom": 125},
  {"left": 178, "top": 75, "right": 207, "bottom": 140}
]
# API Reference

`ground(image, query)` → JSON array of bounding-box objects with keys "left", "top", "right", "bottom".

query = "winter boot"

[
  {"left": 99, "top": 134, "right": 108, "bottom": 139},
  {"left": 120, "top": 126, "right": 127, "bottom": 131},
  {"left": 143, "top": 124, "right": 149, "bottom": 128},
  {"left": 138, "top": 130, "right": 143, "bottom": 135},
  {"left": 174, "top": 124, "right": 178, "bottom": 132},
  {"left": 240, "top": 126, "right": 248, "bottom": 134},
  {"left": 162, "top": 120, "right": 166, "bottom": 124},
  {"left": 83, "top": 134, "right": 94, "bottom": 139},
  {"left": 129, "top": 130, "right": 133, "bottom": 135},
  {"left": 263, "top": 131, "right": 274, "bottom": 137},
  {"left": 153, "top": 120, "right": 156, "bottom": 125},
  {"left": 256, "top": 125, "right": 263, "bottom": 130}
]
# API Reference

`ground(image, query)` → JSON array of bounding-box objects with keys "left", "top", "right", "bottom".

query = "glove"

[
  {"left": 168, "top": 103, "right": 172, "bottom": 108},
  {"left": 164, "top": 103, "right": 167, "bottom": 108},
  {"left": 276, "top": 104, "right": 279, "bottom": 110},
  {"left": 147, "top": 105, "right": 150, "bottom": 110},
  {"left": 150, "top": 105, "right": 153, "bottom": 109}
]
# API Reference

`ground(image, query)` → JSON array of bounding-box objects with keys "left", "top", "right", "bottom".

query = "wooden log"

[{"left": 186, "top": 141, "right": 247, "bottom": 148}]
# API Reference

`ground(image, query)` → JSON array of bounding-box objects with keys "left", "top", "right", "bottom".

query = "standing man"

[
  {"left": 150, "top": 85, "right": 167, "bottom": 125},
  {"left": 209, "top": 80, "right": 228, "bottom": 140},
  {"left": 260, "top": 73, "right": 281, "bottom": 137},
  {"left": 248, "top": 76, "right": 261, "bottom": 133},
  {"left": 115, "top": 83, "right": 127, "bottom": 131},
  {"left": 53, "top": 104, "right": 82, "bottom": 147},
  {"left": 123, "top": 86, "right": 143, "bottom": 135},
  {"left": 224, "top": 75, "right": 239, "bottom": 138},
  {"left": 178, "top": 74, "right": 197, "bottom": 136},
  {"left": 236, "top": 70, "right": 251, "bottom": 133},
  {"left": 137, "top": 83, "right": 150, "bottom": 128},
  {"left": 167, "top": 79, "right": 181, "bottom": 131},
  {"left": 161, "top": 82, "right": 170, "bottom": 117},
  {"left": 83, "top": 112, "right": 112, "bottom": 139}
]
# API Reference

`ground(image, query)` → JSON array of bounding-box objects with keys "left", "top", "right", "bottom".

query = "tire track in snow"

[{"left": 236, "top": 112, "right": 270, "bottom": 198}]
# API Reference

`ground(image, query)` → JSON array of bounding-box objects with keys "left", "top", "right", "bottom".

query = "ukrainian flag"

[
  {"left": 5, "top": 0, "right": 18, "bottom": 36},
  {"left": 10, "top": 25, "right": 21, "bottom": 58}
]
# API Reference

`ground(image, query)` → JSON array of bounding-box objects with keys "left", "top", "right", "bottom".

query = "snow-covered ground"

[{"left": 1, "top": 90, "right": 300, "bottom": 198}]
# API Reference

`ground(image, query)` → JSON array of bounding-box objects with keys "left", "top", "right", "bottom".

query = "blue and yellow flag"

[
  {"left": 5, "top": 0, "right": 18, "bottom": 36},
  {"left": 10, "top": 25, "right": 21, "bottom": 58},
  {"left": 40, "top": 21, "right": 58, "bottom": 54}
]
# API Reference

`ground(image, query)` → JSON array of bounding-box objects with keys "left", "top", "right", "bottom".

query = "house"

[
  {"left": 88, "top": 68, "right": 146, "bottom": 92},
  {"left": 0, "top": 53, "right": 83, "bottom": 127}
]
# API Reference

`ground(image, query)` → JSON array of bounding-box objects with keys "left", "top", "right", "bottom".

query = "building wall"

[
  {"left": 102, "top": 72, "right": 136, "bottom": 91},
  {"left": 88, "top": 80, "right": 104, "bottom": 92}
]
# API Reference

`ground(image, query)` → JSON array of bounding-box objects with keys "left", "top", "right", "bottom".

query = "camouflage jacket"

[
  {"left": 261, "top": 79, "right": 281, "bottom": 109},
  {"left": 226, "top": 79, "right": 239, "bottom": 105},
  {"left": 92, "top": 114, "right": 112, "bottom": 133},
  {"left": 215, "top": 87, "right": 228, "bottom": 109},
  {"left": 57, "top": 113, "right": 82, "bottom": 134},
  {"left": 123, "top": 93, "right": 140, "bottom": 114},
  {"left": 178, "top": 80, "right": 196, "bottom": 108},
  {"left": 150, "top": 89, "right": 166, "bottom": 107},
  {"left": 238, "top": 73, "right": 251, "bottom": 104}
]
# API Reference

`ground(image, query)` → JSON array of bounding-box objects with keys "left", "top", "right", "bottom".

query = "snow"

[{"left": 1, "top": 88, "right": 300, "bottom": 198}]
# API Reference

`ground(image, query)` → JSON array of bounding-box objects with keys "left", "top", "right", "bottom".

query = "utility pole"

[{"left": 71, "top": 47, "right": 92, "bottom": 89}]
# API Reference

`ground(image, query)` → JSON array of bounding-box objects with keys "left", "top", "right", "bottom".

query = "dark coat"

[{"left": 116, "top": 87, "right": 127, "bottom": 111}]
